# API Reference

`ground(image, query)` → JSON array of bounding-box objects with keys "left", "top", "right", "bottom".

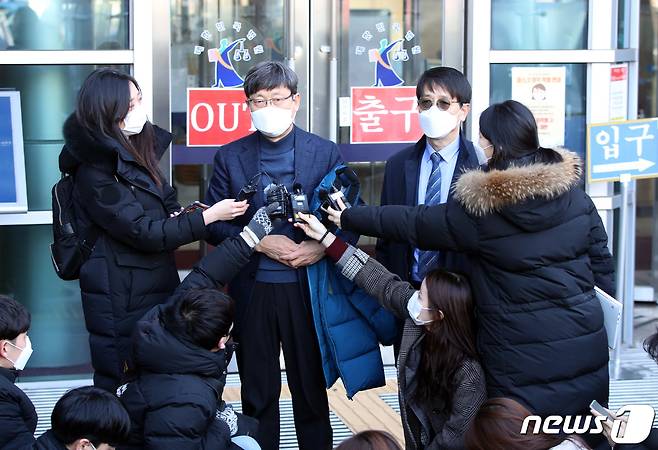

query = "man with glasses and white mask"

[
  {"left": 206, "top": 61, "right": 347, "bottom": 450},
  {"left": 375, "top": 67, "right": 481, "bottom": 356},
  {"left": 0, "top": 295, "right": 37, "bottom": 449}
]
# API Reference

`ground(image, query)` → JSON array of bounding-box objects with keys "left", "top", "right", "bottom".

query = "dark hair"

[
  {"left": 479, "top": 100, "right": 563, "bottom": 171},
  {"left": 162, "top": 289, "right": 234, "bottom": 350},
  {"left": 51, "top": 386, "right": 131, "bottom": 447},
  {"left": 416, "top": 66, "right": 471, "bottom": 104},
  {"left": 76, "top": 68, "right": 162, "bottom": 187},
  {"left": 243, "top": 61, "right": 298, "bottom": 98},
  {"left": 532, "top": 84, "right": 546, "bottom": 91},
  {"left": 414, "top": 270, "right": 478, "bottom": 413},
  {"left": 465, "top": 398, "right": 589, "bottom": 450},
  {"left": 335, "top": 430, "right": 402, "bottom": 450},
  {"left": 644, "top": 329, "right": 658, "bottom": 363},
  {"left": 0, "top": 295, "right": 30, "bottom": 341}
]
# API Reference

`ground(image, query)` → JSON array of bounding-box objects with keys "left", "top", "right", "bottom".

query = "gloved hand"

[
  {"left": 240, "top": 203, "right": 279, "bottom": 248},
  {"left": 216, "top": 404, "right": 238, "bottom": 436}
]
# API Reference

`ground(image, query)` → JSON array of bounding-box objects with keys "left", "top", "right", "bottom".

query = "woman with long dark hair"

[
  {"left": 293, "top": 212, "right": 486, "bottom": 449},
  {"left": 325, "top": 100, "right": 615, "bottom": 433},
  {"left": 60, "top": 68, "right": 249, "bottom": 392},
  {"left": 465, "top": 398, "right": 590, "bottom": 450}
]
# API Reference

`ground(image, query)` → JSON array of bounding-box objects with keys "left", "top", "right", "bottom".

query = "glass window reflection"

[
  {"left": 490, "top": 63, "right": 587, "bottom": 162},
  {"left": 0, "top": 1, "right": 129, "bottom": 50},
  {"left": 0, "top": 64, "right": 130, "bottom": 210},
  {"left": 491, "top": 0, "right": 588, "bottom": 50}
]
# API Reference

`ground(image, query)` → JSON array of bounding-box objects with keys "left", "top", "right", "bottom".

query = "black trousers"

[{"left": 236, "top": 280, "right": 332, "bottom": 450}]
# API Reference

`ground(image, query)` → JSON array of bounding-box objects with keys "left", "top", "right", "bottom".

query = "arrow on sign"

[{"left": 592, "top": 158, "right": 656, "bottom": 174}]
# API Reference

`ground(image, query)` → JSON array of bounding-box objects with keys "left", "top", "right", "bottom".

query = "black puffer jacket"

[
  {"left": 119, "top": 236, "right": 253, "bottom": 450},
  {"left": 60, "top": 115, "right": 208, "bottom": 392},
  {"left": 340, "top": 150, "right": 615, "bottom": 417},
  {"left": 0, "top": 367, "right": 37, "bottom": 449}
]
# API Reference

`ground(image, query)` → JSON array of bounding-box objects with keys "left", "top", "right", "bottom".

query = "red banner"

[
  {"left": 187, "top": 88, "right": 254, "bottom": 147},
  {"left": 351, "top": 86, "right": 422, "bottom": 144}
]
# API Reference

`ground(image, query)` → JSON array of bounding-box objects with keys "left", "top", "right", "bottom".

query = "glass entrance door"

[
  {"left": 308, "top": 0, "right": 459, "bottom": 216},
  {"left": 169, "top": 0, "right": 459, "bottom": 259}
]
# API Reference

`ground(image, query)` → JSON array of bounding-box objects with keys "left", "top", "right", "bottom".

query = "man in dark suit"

[
  {"left": 205, "top": 61, "right": 341, "bottom": 450},
  {"left": 376, "top": 67, "right": 480, "bottom": 348}
]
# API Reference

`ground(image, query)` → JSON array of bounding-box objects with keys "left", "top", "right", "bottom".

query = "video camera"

[{"left": 264, "top": 182, "right": 309, "bottom": 223}]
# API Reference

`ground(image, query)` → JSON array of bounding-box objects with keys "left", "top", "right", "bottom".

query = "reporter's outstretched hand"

[
  {"left": 246, "top": 203, "right": 279, "bottom": 239},
  {"left": 203, "top": 199, "right": 249, "bottom": 225},
  {"left": 293, "top": 213, "right": 327, "bottom": 241},
  {"left": 294, "top": 213, "right": 336, "bottom": 248},
  {"left": 322, "top": 196, "right": 347, "bottom": 228}
]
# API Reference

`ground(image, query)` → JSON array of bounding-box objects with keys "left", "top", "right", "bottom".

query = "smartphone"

[
  {"left": 590, "top": 400, "right": 615, "bottom": 422},
  {"left": 181, "top": 201, "right": 209, "bottom": 214}
]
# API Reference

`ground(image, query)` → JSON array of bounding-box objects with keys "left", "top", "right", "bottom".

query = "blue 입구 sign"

[
  {"left": 587, "top": 118, "right": 658, "bottom": 183},
  {"left": 0, "top": 91, "right": 28, "bottom": 213}
]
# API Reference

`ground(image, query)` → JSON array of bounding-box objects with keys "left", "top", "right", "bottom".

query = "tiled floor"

[
  {"left": 18, "top": 321, "right": 658, "bottom": 450},
  {"left": 19, "top": 346, "right": 658, "bottom": 449}
]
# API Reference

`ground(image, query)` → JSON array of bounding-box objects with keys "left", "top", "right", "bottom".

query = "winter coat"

[
  {"left": 0, "top": 367, "right": 37, "bottom": 449},
  {"left": 60, "top": 114, "right": 207, "bottom": 392},
  {"left": 340, "top": 150, "right": 615, "bottom": 417},
  {"left": 305, "top": 165, "right": 398, "bottom": 399},
  {"left": 331, "top": 246, "right": 486, "bottom": 449},
  {"left": 35, "top": 430, "right": 67, "bottom": 449},
  {"left": 118, "top": 235, "right": 254, "bottom": 450}
]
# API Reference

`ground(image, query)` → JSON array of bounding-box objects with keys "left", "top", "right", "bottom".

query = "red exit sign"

[{"left": 187, "top": 88, "right": 255, "bottom": 146}]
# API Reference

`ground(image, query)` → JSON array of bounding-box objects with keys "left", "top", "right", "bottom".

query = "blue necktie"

[{"left": 417, "top": 152, "right": 442, "bottom": 280}]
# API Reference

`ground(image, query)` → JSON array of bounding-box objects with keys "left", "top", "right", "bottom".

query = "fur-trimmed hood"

[
  {"left": 453, "top": 149, "right": 582, "bottom": 217},
  {"left": 59, "top": 113, "right": 172, "bottom": 173}
]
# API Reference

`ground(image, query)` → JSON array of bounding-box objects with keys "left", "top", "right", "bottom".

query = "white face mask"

[
  {"left": 251, "top": 105, "right": 295, "bottom": 138},
  {"left": 406, "top": 292, "right": 435, "bottom": 326},
  {"left": 121, "top": 103, "right": 148, "bottom": 136},
  {"left": 418, "top": 106, "right": 459, "bottom": 139},
  {"left": 6, "top": 336, "right": 33, "bottom": 371},
  {"left": 475, "top": 143, "right": 494, "bottom": 164}
]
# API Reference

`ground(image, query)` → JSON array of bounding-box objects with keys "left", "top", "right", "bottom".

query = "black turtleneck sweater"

[{"left": 257, "top": 128, "right": 298, "bottom": 283}]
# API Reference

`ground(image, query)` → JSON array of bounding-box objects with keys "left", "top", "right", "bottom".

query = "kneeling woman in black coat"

[
  {"left": 60, "top": 69, "right": 249, "bottom": 392},
  {"left": 326, "top": 100, "right": 615, "bottom": 423},
  {"left": 294, "top": 213, "right": 486, "bottom": 449}
]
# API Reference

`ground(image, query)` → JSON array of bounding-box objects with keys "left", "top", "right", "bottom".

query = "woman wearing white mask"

[
  {"left": 59, "top": 69, "right": 249, "bottom": 393},
  {"left": 292, "top": 212, "right": 486, "bottom": 450}
]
